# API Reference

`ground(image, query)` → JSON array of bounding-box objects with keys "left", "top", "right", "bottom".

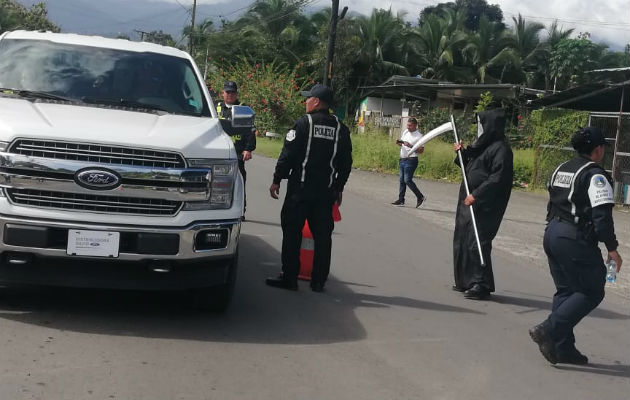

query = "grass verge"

[{"left": 254, "top": 134, "right": 535, "bottom": 187}]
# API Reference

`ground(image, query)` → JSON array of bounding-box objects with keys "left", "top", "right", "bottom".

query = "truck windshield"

[{"left": 0, "top": 38, "right": 211, "bottom": 117}]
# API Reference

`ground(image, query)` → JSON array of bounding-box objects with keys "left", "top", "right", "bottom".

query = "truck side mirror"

[{"left": 231, "top": 105, "right": 255, "bottom": 128}]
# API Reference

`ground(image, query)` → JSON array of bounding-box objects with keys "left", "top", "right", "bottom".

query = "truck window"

[{"left": 0, "top": 38, "right": 211, "bottom": 117}]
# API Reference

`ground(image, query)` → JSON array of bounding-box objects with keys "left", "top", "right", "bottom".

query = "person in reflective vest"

[
  {"left": 266, "top": 84, "right": 352, "bottom": 292},
  {"left": 216, "top": 81, "right": 256, "bottom": 221},
  {"left": 530, "top": 126, "right": 622, "bottom": 365}
]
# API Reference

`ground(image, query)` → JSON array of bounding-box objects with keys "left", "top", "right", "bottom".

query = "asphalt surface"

[{"left": 0, "top": 154, "right": 628, "bottom": 400}]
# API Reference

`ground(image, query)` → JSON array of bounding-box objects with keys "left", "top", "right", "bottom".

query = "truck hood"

[{"left": 0, "top": 98, "right": 234, "bottom": 159}]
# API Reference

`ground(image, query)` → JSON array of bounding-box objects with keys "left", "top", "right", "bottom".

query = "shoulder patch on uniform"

[
  {"left": 588, "top": 174, "right": 614, "bottom": 207},
  {"left": 552, "top": 171, "right": 574, "bottom": 188},
  {"left": 286, "top": 129, "right": 296, "bottom": 142}
]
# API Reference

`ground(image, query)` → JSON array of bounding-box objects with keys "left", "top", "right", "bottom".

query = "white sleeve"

[{"left": 588, "top": 174, "right": 614, "bottom": 207}]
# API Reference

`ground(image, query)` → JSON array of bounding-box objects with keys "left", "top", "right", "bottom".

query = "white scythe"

[
  {"left": 407, "top": 121, "right": 454, "bottom": 154},
  {"left": 451, "top": 115, "right": 485, "bottom": 267}
]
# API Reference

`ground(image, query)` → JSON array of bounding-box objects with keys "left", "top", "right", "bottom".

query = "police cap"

[
  {"left": 301, "top": 84, "right": 333, "bottom": 105},
  {"left": 571, "top": 126, "right": 608, "bottom": 154},
  {"left": 223, "top": 81, "right": 238, "bottom": 92}
]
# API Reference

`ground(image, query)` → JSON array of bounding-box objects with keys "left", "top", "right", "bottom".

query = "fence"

[{"left": 533, "top": 112, "right": 630, "bottom": 204}]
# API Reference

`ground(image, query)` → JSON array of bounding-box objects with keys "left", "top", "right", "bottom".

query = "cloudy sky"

[{"left": 163, "top": 0, "right": 629, "bottom": 50}]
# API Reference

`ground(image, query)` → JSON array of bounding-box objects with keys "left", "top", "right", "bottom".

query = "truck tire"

[{"left": 191, "top": 248, "right": 238, "bottom": 312}]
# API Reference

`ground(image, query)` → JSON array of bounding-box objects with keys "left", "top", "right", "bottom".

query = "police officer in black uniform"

[
  {"left": 266, "top": 84, "right": 352, "bottom": 292},
  {"left": 216, "top": 81, "right": 256, "bottom": 220},
  {"left": 530, "top": 127, "right": 622, "bottom": 365}
]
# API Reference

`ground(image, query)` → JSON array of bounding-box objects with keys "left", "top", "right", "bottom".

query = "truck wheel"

[{"left": 192, "top": 249, "right": 238, "bottom": 312}]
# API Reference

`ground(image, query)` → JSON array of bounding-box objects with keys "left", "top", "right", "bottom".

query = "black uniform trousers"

[
  {"left": 280, "top": 186, "right": 335, "bottom": 284},
  {"left": 238, "top": 158, "right": 246, "bottom": 213},
  {"left": 542, "top": 218, "right": 606, "bottom": 353}
]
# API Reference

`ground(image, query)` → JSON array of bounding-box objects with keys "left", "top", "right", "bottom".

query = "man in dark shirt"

[
  {"left": 530, "top": 127, "right": 622, "bottom": 365},
  {"left": 266, "top": 84, "right": 352, "bottom": 292},
  {"left": 216, "top": 81, "right": 256, "bottom": 220}
]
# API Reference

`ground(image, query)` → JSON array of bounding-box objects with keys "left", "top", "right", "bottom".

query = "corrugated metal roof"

[{"left": 527, "top": 80, "right": 630, "bottom": 111}]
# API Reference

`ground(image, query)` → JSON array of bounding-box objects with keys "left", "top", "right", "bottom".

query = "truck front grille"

[
  {"left": 9, "top": 139, "right": 186, "bottom": 168},
  {"left": 7, "top": 189, "right": 182, "bottom": 216}
]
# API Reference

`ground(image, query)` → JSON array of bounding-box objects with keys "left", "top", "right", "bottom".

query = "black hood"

[{"left": 470, "top": 108, "right": 506, "bottom": 150}]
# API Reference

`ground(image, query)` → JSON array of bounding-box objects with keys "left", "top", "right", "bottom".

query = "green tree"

[
  {"left": 233, "top": 0, "right": 314, "bottom": 64},
  {"left": 537, "top": 20, "right": 574, "bottom": 91},
  {"left": 0, "top": 0, "right": 58, "bottom": 33},
  {"left": 184, "top": 17, "right": 214, "bottom": 56},
  {"left": 500, "top": 14, "right": 545, "bottom": 85},
  {"left": 463, "top": 15, "right": 515, "bottom": 83},
  {"left": 144, "top": 30, "right": 176, "bottom": 47},
  {"left": 207, "top": 58, "right": 313, "bottom": 133},
  {"left": 352, "top": 8, "right": 409, "bottom": 87},
  {"left": 420, "top": 0, "right": 504, "bottom": 32},
  {"left": 550, "top": 35, "right": 601, "bottom": 90},
  {"left": 411, "top": 12, "right": 469, "bottom": 81}
]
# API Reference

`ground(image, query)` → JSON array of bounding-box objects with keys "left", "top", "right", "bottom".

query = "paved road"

[{"left": 0, "top": 155, "right": 628, "bottom": 400}]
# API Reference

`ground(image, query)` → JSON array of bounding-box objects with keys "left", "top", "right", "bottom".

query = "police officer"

[
  {"left": 216, "top": 81, "right": 256, "bottom": 220},
  {"left": 530, "top": 126, "right": 622, "bottom": 365},
  {"left": 266, "top": 84, "right": 352, "bottom": 292}
]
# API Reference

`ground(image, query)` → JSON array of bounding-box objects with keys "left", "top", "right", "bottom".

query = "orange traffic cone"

[
  {"left": 298, "top": 221, "right": 314, "bottom": 281},
  {"left": 298, "top": 204, "right": 342, "bottom": 281}
]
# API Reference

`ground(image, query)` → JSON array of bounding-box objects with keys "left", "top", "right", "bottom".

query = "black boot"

[
  {"left": 557, "top": 348, "right": 588, "bottom": 365},
  {"left": 265, "top": 275, "right": 298, "bottom": 291},
  {"left": 464, "top": 283, "right": 490, "bottom": 299},
  {"left": 529, "top": 323, "right": 558, "bottom": 364},
  {"left": 310, "top": 281, "right": 325, "bottom": 292}
]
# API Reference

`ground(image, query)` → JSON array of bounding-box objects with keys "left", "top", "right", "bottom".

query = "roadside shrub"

[
  {"left": 206, "top": 57, "right": 314, "bottom": 134},
  {"left": 418, "top": 107, "right": 474, "bottom": 144},
  {"left": 528, "top": 109, "right": 588, "bottom": 187}
]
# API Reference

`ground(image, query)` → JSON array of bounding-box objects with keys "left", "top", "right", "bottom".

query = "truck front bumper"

[{"left": 0, "top": 215, "right": 240, "bottom": 290}]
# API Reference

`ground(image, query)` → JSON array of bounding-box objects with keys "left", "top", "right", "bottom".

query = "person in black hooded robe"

[{"left": 452, "top": 108, "right": 513, "bottom": 299}]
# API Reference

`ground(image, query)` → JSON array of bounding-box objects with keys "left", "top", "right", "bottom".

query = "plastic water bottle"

[{"left": 606, "top": 260, "right": 617, "bottom": 284}]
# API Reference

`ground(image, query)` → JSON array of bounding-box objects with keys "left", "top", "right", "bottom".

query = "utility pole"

[
  {"left": 188, "top": 0, "right": 197, "bottom": 55},
  {"left": 322, "top": 0, "right": 348, "bottom": 87},
  {"left": 134, "top": 29, "right": 148, "bottom": 41}
]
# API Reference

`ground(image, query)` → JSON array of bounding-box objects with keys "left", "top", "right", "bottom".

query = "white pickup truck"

[{"left": 0, "top": 31, "right": 251, "bottom": 311}]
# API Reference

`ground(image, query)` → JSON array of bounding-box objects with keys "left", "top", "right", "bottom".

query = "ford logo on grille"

[{"left": 75, "top": 168, "right": 121, "bottom": 190}]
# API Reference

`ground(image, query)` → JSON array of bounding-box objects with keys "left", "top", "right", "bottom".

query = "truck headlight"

[
  {"left": 183, "top": 159, "right": 237, "bottom": 210},
  {"left": 0, "top": 141, "right": 10, "bottom": 152}
]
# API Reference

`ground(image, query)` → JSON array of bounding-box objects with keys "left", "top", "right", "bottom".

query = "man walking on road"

[
  {"left": 266, "top": 84, "right": 352, "bottom": 292},
  {"left": 216, "top": 81, "right": 256, "bottom": 220},
  {"left": 391, "top": 117, "right": 426, "bottom": 208}
]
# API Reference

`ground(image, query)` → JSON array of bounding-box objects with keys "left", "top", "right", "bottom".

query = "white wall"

[{"left": 365, "top": 97, "right": 402, "bottom": 115}]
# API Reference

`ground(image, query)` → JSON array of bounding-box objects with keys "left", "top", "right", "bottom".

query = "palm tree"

[
  {"left": 501, "top": 14, "right": 545, "bottom": 85},
  {"left": 241, "top": 0, "right": 305, "bottom": 38},
  {"left": 539, "top": 20, "right": 574, "bottom": 91},
  {"left": 233, "top": 0, "right": 314, "bottom": 64},
  {"left": 411, "top": 13, "right": 469, "bottom": 81},
  {"left": 351, "top": 8, "right": 410, "bottom": 87},
  {"left": 463, "top": 15, "right": 517, "bottom": 83}
]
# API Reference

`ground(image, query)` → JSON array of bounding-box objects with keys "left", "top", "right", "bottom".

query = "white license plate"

[{"left": 67, "top": 230, "right": 120, "bottom": 257}]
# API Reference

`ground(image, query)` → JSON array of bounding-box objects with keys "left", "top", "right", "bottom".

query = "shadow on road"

[
  {"left": 554, "top": 362, "right": 630, "bottom": 378},
  {"left": 417, "top": 207, "right": 455, "bottom": 216},
  {"left": 0, "top": 234, "right": 484, "bottom": 344},
  {"left": 492, "top": 294, "right": 629, "bottom": 320},
  {"left": 242, "top": 219, "right": 282, "bottom": 228}
]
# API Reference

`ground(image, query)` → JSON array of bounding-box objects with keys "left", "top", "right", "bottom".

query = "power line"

[
  {"left": 174, "top": 0, "right": 192, "bottom": 13},
  {"left": 191, "top": 0, "right": 322, "bottom": 36},
  {"left": 77, "top": 7, "right": 190, "bottom": 33},
  {"left": 196, "top": 3, "right": 253, "bottom": 19},
  {"left": 502, "top": 10, "right": 630, "bottom": 32}
]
